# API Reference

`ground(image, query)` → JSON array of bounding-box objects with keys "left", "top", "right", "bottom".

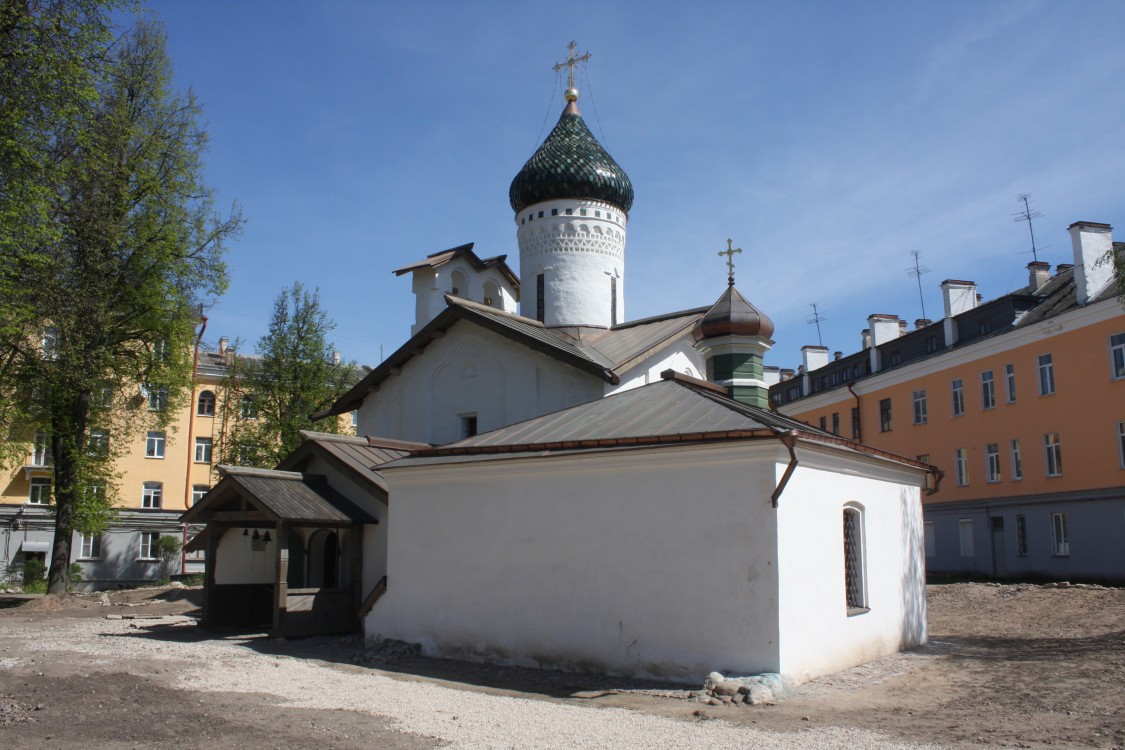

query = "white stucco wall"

[
  {"left": 607, "top": 339, "right": 705, "bottom": 395},
  {"left": 356, "top": 325, "right": 603, "bottom": 445},
  {"left": 410, "top": 262, "right": 518, "bottom": 336},
  {"left": 371, "top": 443, "right": 784, "bottom": 682},
  {"left": 774, "top": 446, "right": 927, "bottom": 682},
  {"left": 214, "top": 529, "right": 275, "bottom": 584}
]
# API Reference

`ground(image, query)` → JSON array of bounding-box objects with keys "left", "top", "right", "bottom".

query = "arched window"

[
  {"left": 843, "top": 504, "right": 868, "bottom": 613},
  {"left": 450, "top": 269, "right": 468, "bottom": 298},
  {"left": 482, "top": 280, "right": 500, "bottom": 307},
  {"left": 197, "top": 390, "right": 215, "bottom": 416}
]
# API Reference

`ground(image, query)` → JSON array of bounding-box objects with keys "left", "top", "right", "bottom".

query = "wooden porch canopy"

[{"left": 181, "top": 465, "right": 378, "bottom": 636}]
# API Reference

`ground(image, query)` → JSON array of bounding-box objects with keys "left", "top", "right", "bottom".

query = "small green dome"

[{"left": 509, "top": 101, "right": 634, "bottom": 214}]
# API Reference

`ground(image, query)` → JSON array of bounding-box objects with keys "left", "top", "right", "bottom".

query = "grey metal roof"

[
  {"left": 381, "top": 372, "right": 891, "bottom": 471},
  {"left": 181, "top": 466, "right": 377, "bottom": 525},
  {"left": 392, "top": 242, "right": 520, "bottom": 290}
]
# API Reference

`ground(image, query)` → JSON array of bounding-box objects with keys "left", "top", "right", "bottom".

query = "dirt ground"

[{"left": 0, "top": 582, "right": 1122, "bottom": 749}]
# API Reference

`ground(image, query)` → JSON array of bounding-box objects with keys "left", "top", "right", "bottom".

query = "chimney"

[
  {"left": 331, "top": 350, "right": 341, "bottom": 365},
  {"left": 1027, "top": 261, "right": 1050, "bottom": 291},
  {"left": 941, "top": 279, "right": 977, "bottom": 348},
  {"left": 898, "top": 319, "right": 908, "bottom": 337},
  {"left": 1068, "top": 221, "right": 1113, "bottom": 305},
  {"left": 219, "top": 337, "right": 228, "bottom": 354},
  {"left": 861, "top": 328, "right": 872, "bottom": 350},
  {"left": 868, "top": 314, "right": 901, "bottom": 346},
  {"left": 834, "top": 351, "right": 843, "bottom": 361},
  {"left": 915, "top": 318, "right": 932, "bottom": 330},
  {"left": 801, "top": 345, "right": 830, "bottom": 373}
]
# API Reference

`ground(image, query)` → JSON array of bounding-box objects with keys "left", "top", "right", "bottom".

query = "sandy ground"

[{"left": 0, "top": 582, "right": 1122, "bottom": 749}]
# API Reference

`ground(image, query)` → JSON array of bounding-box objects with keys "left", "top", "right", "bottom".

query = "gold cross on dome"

[
  {"left": 718, "top": 239, "right": 742, "bottom": 285},
  {"left": 553, "top": 41, "right": 591, "bottom": 91}
]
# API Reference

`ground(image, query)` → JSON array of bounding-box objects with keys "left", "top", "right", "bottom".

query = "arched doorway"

[
  {"left": 306, "top": 529, "right": 339, "bottom": 588},
  {"left": 286, "top": 530, "right": 306, "bottom": 588}
]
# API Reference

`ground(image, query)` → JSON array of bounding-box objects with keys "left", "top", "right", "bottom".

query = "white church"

[{"left": 185, "top": 51, "right": 933, "bottom": 685}]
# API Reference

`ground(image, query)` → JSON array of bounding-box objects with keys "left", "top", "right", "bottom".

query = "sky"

[{"left": 137, "top": 0, "right": 1125, "bottom": 371}]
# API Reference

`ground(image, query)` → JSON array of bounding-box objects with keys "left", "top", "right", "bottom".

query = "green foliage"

[
  {"left": 154, "top": 534, "right": 181, "bottom": 563},
  {"left": 218, "top": 283, "right": 359, "bottom": 468},
  {"left": 0, "top": 6, "right": 242, "bottom": 593},
  {"left": 21, "top": 558, "right": 45, "bottom": 587}
]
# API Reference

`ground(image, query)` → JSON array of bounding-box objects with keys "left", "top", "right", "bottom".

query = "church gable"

[{"left": 357, "top": 318, "right": 604, "bottom": 445}]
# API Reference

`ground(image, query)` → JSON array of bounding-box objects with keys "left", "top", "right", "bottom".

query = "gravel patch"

[{"left": 2, "top": 618, "right": 954, "bottom": 750}]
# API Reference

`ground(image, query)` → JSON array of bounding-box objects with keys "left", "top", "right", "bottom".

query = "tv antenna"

[
  {"left": 1013, "top": 193, "right": 1050, "bottom": 262},
  {"left": 807, "top": 303, "right": 827, "bottom": 347},
  {"left": 906, "top": 250, "right": 931, "bottom": 320}
]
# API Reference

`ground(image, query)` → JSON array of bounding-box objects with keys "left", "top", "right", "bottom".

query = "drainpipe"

[
  {"left": 182, "top": 313, "right": 207, "bottom": 576},
  {"left": 847, "top": 383, "right": 862, "bottom": 442},
  {"left": 771, "top": 430, "right": 800, "bottom": 508}
]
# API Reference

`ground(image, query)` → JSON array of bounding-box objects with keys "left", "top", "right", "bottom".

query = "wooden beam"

[
  {"left": 208, "top": 511, "right": 271, "bottom": 523},
  {"left": 273, "top": 522, "right": 290, "bottom": 634},
  {"left": 357, "top": 575, "right": 387, "bottom": 619},
  {"left": 350, "top": 523, "right": 362, "bottom": 621}
]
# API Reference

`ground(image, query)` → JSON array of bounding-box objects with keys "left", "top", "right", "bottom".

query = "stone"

[
  {"left": 711, "top": 680, "right": 742, "bottom": 698},
  {"left": 704, "top": 671, "right": 725, "bottom": 690},
  {"left": 746, "top": 685, "right": 775, "bottom": 705}
]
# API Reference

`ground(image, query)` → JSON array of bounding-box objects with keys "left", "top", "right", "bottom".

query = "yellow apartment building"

[
  {"left": 1, "top": 337, "right": 358, "bottom": 589},
  {"left": 771, "top": 221, "right": 1125, "bottom": 582}
]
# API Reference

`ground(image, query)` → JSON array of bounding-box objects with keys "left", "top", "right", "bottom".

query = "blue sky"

[{"left": 142, "top": 0, "right": 1125, "bottom": 371}]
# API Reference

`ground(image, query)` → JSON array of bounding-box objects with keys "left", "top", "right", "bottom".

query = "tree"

[
  {"left": 217, "top": 283, "right": 358, "bottom": 469},
  {"left": 0, "top": 8, "right": 241, "bottom": 593}
]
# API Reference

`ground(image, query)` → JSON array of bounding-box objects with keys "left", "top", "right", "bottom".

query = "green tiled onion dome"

[{"left": 509, "top": 98, "right": 634, "bottom": 214}]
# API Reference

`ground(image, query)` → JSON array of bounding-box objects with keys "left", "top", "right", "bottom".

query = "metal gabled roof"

[
  {"left": 392, "top": 242, "right": 520, "bottom": 291},
  {"left": 278, "top": 431, "right": 428, "bottom": 495}
]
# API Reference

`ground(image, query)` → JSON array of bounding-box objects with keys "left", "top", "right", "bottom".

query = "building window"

[
  {"left": 610, "top": 276, "right": 618, "bottom": 326},
  {"left": 1111, "top": 333, "right": 1125, "bottom": 380},
  {"left": 981, "top": 370, "right": 995, "bottom": 409},
  {"left": 240, "top": 395, "right": 258, "bottom": 420},
  {"left": 41, "top": 326, "right": 59, "bottom": 359},
  {"left": 951, "top": 378, "right": 964, "bottom": 416},
  {"left": 139, "top": 532, "right": 159, "bottom": 560},
  {"left": 460, "top": 413, "right": 478, "bottom": 439},
  {"left": 912, "top": 389, "right": 927, "bottom": 425},
  {"left": 147, "top": 385, "right": 169, "bottom": 412},
  {"left": 87, "top": 428, "right": 109, "bottom": 457},
  {"left": 191, "top": 485, "right": 209, "bottom": 507},
  {"left": 925, "top": 335, "right": 938, "bottom": 354},
  {"left": 536, "top": 274, "right": 545, "bottom": 323},
  {"left": 145, "top": 430, "right": 165, "bottom": 459},
  {"left": 831, "top": 412, "right": 840, "bottom": 435},
  {"left": 194, "top": 437, "right": 212, "bottom": 463},
  {"left": 1011, "top": 439, "right": 1023, "bottom": 480},
  {"left": 954, "top": 448, "right": 969, "bottom": 486},
  {"left": 29, "top": 477, "right": 51, "bottom": 505},
  {"left": 819, "top": 416, "right": 827, "bottom": 431},
  {"left": 843, "top": 505, "right": 867, "bottom": 613},
  {"left": 79, "top": 532, "right": 102, "bottom": 559},
  {"left": 1118, "top": 422, "right": 1125, "bottom": 469},
  {"left": 152, "top": 338, "right": 170, "bottom": 362},
  {"left": 1044, "top": 433, "right": 1063, "bottom": 476},
  {"left": 94, "top": 382, "right": 114, "bottom": 409},
  {"left": 351, "top": 411, "right": 359, "bottom": 428},
  {"left": 32, "top": 429, "right": 51, "bottom": 466},
  {"left": 1005, "top": 364, "right": 1016, "bottom": 403},
  {"left": 879, "top": 398, "right": 892, "bottom": 432},
  {"left": 142, "top": 481, "right": 162, "bottom": 509},
  {"left": 923, "top": 521, "right": 935, "bottom": 557},
  {"left": 851, "top": 407, "right": 860, "bottom": 439},
  {"left": 986, "top": 443, "right": 1000, "bottom": 482},
  {"left": 1038, "top": 354, "right": 1055, "bottom": 396},
  {"left": 1051, "top": 513, "right": 1069, "bottom": 556},
  {"left": 1016, "top": 514, "right": 1028, "bottom": 556},
  {"left": 978, "top": 318, "right": 991, "bottom": 336},
  {"left": 196, "top": 390, "right": 215, "bottom": 416},
  {"left": 958, "top": 519, "right": 974, "bottom": 557}
]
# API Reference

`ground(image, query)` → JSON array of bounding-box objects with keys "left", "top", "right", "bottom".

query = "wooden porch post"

[
  {"left": 273, "top": 522, "right": 289, "bottom": 634},
  {"left": 203, "top": 526, "right": 218, "bottom": 628},
  {"left": 350, "top": 523, "right": 362, "bottom": 621}
]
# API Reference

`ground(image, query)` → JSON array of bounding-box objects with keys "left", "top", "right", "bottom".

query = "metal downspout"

[
  {"left": 182, "top": 314, "right": 207, "bottom": 576},
  {"left": 847, "top": 383, "right": 861, "bottom": 442},
  {"left": 771, "top": 430, "right": 800, "bottom": 508}
]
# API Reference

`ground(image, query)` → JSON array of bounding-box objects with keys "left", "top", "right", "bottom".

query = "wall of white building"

[
  {"left": 357, "top": 326, "right": 604, "bottom": 445},
  {"left": 372, "top": 443, "right": 786, "bottom": 682},
  {"left": 774, "top": 447, "right": 927, "bottom": 681}
]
